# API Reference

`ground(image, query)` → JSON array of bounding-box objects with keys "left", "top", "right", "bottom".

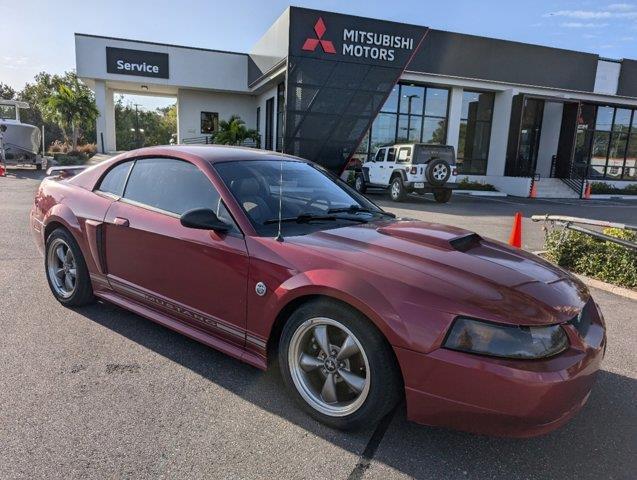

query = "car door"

[
  {"left": 102, "top": 157, "right": 249, "bottom": 346},
  {"left": 382, "top": 147, "right": 397, "bottom": 185},
  {"left": 367, "top": 148, "right": 386, "bottom": 185}
]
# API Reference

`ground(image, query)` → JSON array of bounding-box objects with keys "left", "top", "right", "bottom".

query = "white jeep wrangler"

[{"left": 354, "top": 143, "right": 458, "bottom": 203}]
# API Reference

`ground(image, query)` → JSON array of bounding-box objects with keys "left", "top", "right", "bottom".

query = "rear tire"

[
  {"left": 36, "top": 164, "right": 42, "bottom": 171},
  {"left": 279, "top": 299, "right": 402, "bottom": 430},
  {"left": 389, "top": 175, "right": 407, "bottom": 202},
  {"left": 45, "top": 228, "right": 95, "bottom": 307},
  {"left": 433, "top": 188, "right": 452, "bottom": 203},
  {"left": 354, "top": 173, "right": 367, "bottom": 194}
]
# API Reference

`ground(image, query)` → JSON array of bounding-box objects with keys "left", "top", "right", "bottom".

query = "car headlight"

[{"left": 444, "top": 318, "right": 569, "bottom": 359}]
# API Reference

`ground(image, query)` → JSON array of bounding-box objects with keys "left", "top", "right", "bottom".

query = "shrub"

[
  {"left": 545, "top": 227, "right": 637, "bottom": 288},
  {"left": 47, "top": 140, "right": 68, "bottom": 154},
  {"left": 590, "top": 182, "right": 637, "bottom": 195},
  {"left": 76, "top": 143, "right": 97, "bottom": 157},
  {"left": 456, "top": 177, "right": 497, "bottom": 191},
  {"left": 52, "top": 151, "right": 88, "bottom": 166}
]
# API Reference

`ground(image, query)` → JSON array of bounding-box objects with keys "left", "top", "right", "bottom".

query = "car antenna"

[{"left": 275, "top": 158, "right": 284, "bottom": 242}]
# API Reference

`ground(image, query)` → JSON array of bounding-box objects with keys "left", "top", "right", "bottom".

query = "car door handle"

[
  {"left": 388, "top": 166, "right": 393, "bottom": 169},
  {"left": 112, "top": 217, "right": 129, "bottom": 227},
  {"left": 379, "top": 166, "right": 384, "bottom": 168}
]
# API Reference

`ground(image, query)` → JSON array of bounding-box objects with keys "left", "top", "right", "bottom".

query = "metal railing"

[
  {"left": 549, "top": 155, "right": 587, "bottom": 198},
  {"left": 531, "top": 214, "right": 637, "bottom": 250}
]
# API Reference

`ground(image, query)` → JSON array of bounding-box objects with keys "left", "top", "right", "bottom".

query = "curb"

[
  {"left": 454, "top": 190, "right": 507, "bottom": 197},
  {"left": 574, "top": 273, "right": 637, "bottom": 301}
]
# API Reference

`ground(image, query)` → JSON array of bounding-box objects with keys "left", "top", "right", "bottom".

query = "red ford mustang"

[{"left": 30, "top": 146, "right": 606, "bottom": 436}]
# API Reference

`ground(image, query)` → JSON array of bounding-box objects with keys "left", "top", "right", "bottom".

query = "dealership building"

[{"left": 75, "top": 6, "right": 637, "bottom": 197}]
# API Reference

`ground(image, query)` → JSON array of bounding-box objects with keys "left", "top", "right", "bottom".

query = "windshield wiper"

[
  {"left": 328, "top": 205, "right": 396, "bottom": 218},
  {"left": 263, "top": 213, "right": 369, "bottom": 225}
]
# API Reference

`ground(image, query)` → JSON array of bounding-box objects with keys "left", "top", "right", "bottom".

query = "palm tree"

[
  {"left": 213, "top": 115, "right": 259, "bottom": 146},
  {"left": 46, "top": 77, "right": 98, "bottom": 150}
]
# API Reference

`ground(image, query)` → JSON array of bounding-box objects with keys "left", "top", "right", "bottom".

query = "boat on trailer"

[{"left": 0, "top": 100, "right": 43, "bottom": 170}]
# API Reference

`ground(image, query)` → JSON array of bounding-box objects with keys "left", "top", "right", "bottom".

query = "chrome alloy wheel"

[
  {"left": 47, "top": 238, "right": 77, "bottom": 298},
  {"left": 288, "top": 317, "right": 370, "bottom": 417},
  {"left": 432, "top": 163, "right": 449, "bottom": 181},
  {"left": 355, "top": 175, "right": 363, "bottom": 191}
]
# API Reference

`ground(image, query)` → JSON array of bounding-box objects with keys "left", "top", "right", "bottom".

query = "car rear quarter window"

[
  {"left": 123, "top": 158, "right": 236, "bottom": 228},
  {"left": 97, "top": 161, "right": 133, "bottom": 196}
]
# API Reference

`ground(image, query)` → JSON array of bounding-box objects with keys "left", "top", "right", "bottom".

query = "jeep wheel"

[
  {"left": 279, "top": 299, "right": 402, "bottom": 430},
  {"left": 354, "top": 173, "right": 367, "bottom": 194},
  {"left": 426, "top": 159, "right": 451, "bottom": 186},
  {"left": 389, "top": 176, "right": 406, "bottom": 202},
  {"left": 433, "top": 188, "right": 452, "bottom": 203}
]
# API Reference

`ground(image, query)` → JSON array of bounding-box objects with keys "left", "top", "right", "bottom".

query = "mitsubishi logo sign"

[{"left": 302, "top": 17, "right": 336, "bottom": 54}]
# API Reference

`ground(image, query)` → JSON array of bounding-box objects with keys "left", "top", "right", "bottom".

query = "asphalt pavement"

[{"left": 1, "top": 167, "right": 635, "bottom": 479}]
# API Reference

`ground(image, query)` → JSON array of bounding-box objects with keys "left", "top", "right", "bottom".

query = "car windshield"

[{"left": 214, "top": 159, "right": 390, "bottom": 237}]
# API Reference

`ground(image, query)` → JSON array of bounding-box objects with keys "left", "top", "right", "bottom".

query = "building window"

[
  {"left": 457, "top": 91, "right": 495, "bottom": 175},
  {"left": 200, "top": 112, "right": 219, "bottom": 135},
  {"left": 276, "top": 82, "right": 285, "bottom": 152},
  {"left": 265, "top": 97, "right": 274, "bottom": 150},
  {"left": 256, "top": 107, "right": 261, "bottom": 149},
  {"left": 362, "top": 83, "right": 450, "bottom": 159},
  {"left": 585, "top": 104, "right": 636, "bottom": 180}
]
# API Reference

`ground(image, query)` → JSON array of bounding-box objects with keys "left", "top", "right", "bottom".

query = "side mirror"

[{"left": 180, "top": 208, "right": 230, "bottom": 232}]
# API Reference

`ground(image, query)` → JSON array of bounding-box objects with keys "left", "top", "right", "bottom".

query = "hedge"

[{"left": 545, "top": 227, "right": 637, "bottom": 288}]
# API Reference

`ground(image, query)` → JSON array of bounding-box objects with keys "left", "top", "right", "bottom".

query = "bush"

[
  {"left": 590, "top": 182, "right": 637, "bottom": 195},
  {"left": 545, "top": 227, "right": 637, "bottom": 288},
  {"left": 47, "top": 140, "right": 68, "bottom": 154},
  {"left": 76, "top": 143, "right": 96, "bottom": 157},
  {"left": 456, "top": 177, "right": 497, "bottom": 191},
  {"left": 53, "top": 152, "right": 88, "bottom": 166}
]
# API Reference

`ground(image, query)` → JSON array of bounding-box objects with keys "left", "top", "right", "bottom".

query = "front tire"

[
  {"left": 389, "top": 175, "right": 407, "bottom": 202},
  {"left": 279, "top": 299, "right": 402, "bottom": 430},
  {"left": 45, "top": 228, "right": 94, "bottom": 306}
]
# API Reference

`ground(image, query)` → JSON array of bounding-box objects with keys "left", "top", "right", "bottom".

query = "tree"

[
  {"left": 114, "top": 96, "right": 177, "bottom": 150},
  {"left": 0, "top": 83, "right": 16, "bottom": 100},
  {"left": 45, "top": 75, "right": 98, "bottom": 150},
  {"left": 213, "top": 115, "right": 258, "bottom": 145}
]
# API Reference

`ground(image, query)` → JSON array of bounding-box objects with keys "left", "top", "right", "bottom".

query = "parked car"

[
  {"left": 355, "top": 143, "right": 458, "bottom": 203},
  {"left": 30, "top": 146, "right": 605, "bottom": 436}
]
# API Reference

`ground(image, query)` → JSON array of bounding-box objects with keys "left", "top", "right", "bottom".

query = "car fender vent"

[{"left": 449, "top": 233, "right": 482, "bottom": 252}]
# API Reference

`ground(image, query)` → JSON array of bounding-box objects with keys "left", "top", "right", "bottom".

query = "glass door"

[{"left": 517, "top": 98, "right": 544, "bottom": 176}]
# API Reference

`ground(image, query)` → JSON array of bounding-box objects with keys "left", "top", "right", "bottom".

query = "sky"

[{"left": 2, "top": 0, "right": 637, "bottom": 110}]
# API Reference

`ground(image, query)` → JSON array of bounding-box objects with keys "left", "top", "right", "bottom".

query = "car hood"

[{"left": 288, "top": 219, "right": 589, "bottom": 326}]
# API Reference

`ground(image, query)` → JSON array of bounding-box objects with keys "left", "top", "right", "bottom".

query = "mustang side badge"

[{"left": 255, "top": 282, "right": 267, "bottom": 296}]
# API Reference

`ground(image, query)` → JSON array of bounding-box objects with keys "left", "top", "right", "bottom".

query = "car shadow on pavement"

[{"left": 75, "top": 300, "right": 636, "bottom": 480}]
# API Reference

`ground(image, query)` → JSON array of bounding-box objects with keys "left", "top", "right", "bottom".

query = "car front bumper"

[{"left": 395, "top": 318, "right": 606, "bottom": 437}]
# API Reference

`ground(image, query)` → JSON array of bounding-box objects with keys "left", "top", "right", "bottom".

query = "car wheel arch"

[{"left": 264, "top": 276, "right": 411, "bottom": 365}]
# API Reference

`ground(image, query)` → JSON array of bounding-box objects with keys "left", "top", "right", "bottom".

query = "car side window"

[
  {"left": 96, "top": 161, "right": 134, "bottom": 197},
  {"left": 397, "top": 147, "right": 411, "bottom": 163},
  {"left": 122, "top": 158, "right": 237, "bottom": 230},
  {"left": 374, "top": 149, "right": 386, "bottom": 162},
  {"left": 386, "top": 148, "right": 396, "bottom": 163}
]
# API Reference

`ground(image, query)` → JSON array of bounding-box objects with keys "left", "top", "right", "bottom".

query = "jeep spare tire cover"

[{"left": 426, "top": 159, "right": 451, "bottom": 186}]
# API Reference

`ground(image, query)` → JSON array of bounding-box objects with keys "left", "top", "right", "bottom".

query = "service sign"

[{"left": 106, "top": 47, "right": 169, "bottom": 79}]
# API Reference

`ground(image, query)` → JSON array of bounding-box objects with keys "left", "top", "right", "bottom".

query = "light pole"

[{"left": 403, "top": 94, "right": 419, "bottom": 140}]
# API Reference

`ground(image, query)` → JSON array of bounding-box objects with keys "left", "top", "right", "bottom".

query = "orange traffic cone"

[
  {"left": 0, "top": 164, "right": 5, "bottom": 177},
  {"left": 508, "top": 212, "right": 522, "bottom": 248},
  {"left": 529, "top": 180, "right": 537, "bottom": 198},
  {"left": 583, "top": 182, "right": 591, "bottom": 199}
]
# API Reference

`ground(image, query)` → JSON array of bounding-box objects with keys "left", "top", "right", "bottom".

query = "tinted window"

[
  {"left": 97, "top": 161, "right": 133, "bottom": 196},
  {"left": 123, "top": 159, "right": 235, "bottom": 227}
]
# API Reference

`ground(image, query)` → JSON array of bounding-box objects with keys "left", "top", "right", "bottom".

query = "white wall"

[
  {"left": 177, "top": 90, "right": 256, "bottom": 141},
  {"left": 94, "top": 80, "right": 116, "bottom": 152},
  {"left": 486, "top": 89, "right": 514, "bottom": 176},
  {"left": 446, "top": 87, "right": 463, "bottom": 151},
  {"left": 464, "top": 174, "right": 532, "bottom": 197},
  {"left": 536, "top": 101, "right": 563, "bottom": 178},
  {"left": 594, "top": 60, "right": 621, "bottom": 96},
  {"left": 76, "top": 34, "right": 249, "bottom": 93}
]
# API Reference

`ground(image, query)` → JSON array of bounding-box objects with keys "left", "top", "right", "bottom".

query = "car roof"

[{"left": 129, "top": 145, "right": 306, "bottom": 164}]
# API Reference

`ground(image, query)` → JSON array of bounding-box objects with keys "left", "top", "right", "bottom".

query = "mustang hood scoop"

[{"left": 376, "top": 224, "right": 482, "bottom": 252}]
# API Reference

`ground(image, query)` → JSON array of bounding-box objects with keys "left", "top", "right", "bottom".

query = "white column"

[
  {"left": 486, "top": 89, "right": 515, "bottom": 176},
  {"left": 536, "top": 102, "right": 563, "bottom": 178},
  {"left": 446, "top": 87, "right": 463, "bottom": 151},
  {"left": 94, "top": 80, "right": 116, "bottom": 153}
]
